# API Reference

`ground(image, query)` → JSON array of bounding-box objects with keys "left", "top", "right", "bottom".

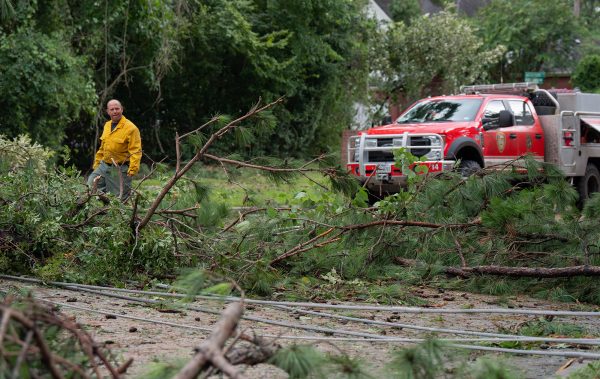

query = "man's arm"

[{"left": 127, "top": 127, "right": 142, "bottom": 176}]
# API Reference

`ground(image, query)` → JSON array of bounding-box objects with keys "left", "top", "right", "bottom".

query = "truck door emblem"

[
  {"left": 526, "top": 135, "right": 532, "bottom": 150},
  {"left": 497, "top": 132, "right": 506, "bottom": 153}
]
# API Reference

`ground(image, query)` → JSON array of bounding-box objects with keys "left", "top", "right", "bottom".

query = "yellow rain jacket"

[{"left": 93, "top": 116, "right": 142, "bottom": 176}]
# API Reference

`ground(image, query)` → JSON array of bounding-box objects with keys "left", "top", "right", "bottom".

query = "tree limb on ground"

[
  {"left": 395, "top": 257, "right": 600, "bottom": 278},
  {"left": 269, "top": 219, "right": 481, "bottom": 266},
  {"left": 0, "top": 296, "right": 128, "bottom": 378},
  {"left": 174, "top": 302, "right": 245, "bottom": 379}
]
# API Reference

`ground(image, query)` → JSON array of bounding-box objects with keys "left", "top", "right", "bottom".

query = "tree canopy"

[
  {"left": 381, "top": 8, "right": 503, "bottom": 103},
  {"left": 0, "top": 0, "right": 375, "bottom": 167},
  {"left": 0, "top": 0, "right": 599, "bottom": 165},
  {"left": 472, "top": 0, "right": 580, "bottom": 82}
]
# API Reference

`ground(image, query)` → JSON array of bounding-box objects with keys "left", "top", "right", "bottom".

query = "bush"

[
  {"left": 572, "top": 54, "right": 600, "bottom": 93},
  {"left": 0, "top": 134, "right": 53, "bottom": 174}
]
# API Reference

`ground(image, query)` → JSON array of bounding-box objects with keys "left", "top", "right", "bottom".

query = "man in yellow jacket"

[{"left": 87, "top": 99, "right": 142, "bottom": 201}]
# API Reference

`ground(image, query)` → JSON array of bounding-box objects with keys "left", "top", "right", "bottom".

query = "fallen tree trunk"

[{"left": 394, "top": 257, "right": 600, "bottom": 278}]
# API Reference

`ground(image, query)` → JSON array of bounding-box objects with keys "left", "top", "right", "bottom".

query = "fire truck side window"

[
  {"left": 508, "top": 100, "right": 534, "bottom": 126},
  {"left": 482, "top": 100, "right": 506, "bottom": 128}
]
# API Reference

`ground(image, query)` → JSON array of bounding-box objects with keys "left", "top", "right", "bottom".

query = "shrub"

[{"left": 572, "top": 54, "right": 600, "bottom": 93}]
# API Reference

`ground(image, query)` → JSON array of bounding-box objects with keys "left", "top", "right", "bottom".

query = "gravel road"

[{"left": 1, "top": 278, "right": 599, "bottom": 378}]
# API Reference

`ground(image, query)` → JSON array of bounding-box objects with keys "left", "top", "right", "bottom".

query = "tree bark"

[
  {"left": 394, "top": 257, "right": 600, "bottom": 278},
  {"left": 174, "top": 302, "right": 244, "bottom": 379}
]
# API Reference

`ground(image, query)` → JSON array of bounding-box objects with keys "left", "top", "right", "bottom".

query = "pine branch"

[
  {"left": 341, "top": 219, "right": 481, "bottom": 232},
  {"left": 203, "top": 154, "right": 325, "bottom": 174}
]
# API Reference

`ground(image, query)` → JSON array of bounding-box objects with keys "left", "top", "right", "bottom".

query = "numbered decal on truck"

[{"left": 428, "top": 162, "right": 441, "bottom": 172}]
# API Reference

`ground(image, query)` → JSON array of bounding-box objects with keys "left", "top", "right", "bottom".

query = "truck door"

[
  {"left": 482, "top": 100, "right": 521, "bottom": 166},
  {"left": 506, "top": 100, "right": 544, "bottom": 162}
]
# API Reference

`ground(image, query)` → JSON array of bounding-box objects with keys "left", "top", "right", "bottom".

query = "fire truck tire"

[
  {"left": 458, "top": 160, "right": 481, "bottom": 178},
  {"left": 577, "top": 163, "right": 600, "bottom": 201},
  {"left": 367, "top": 189, "right": 385, "bottom": 205}
]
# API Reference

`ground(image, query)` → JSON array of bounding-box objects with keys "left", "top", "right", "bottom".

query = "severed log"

[
  {"left": 174, "top": 302, "right": 244, "bottom": 379},
  {"left": 394, "top": 257, "right": 600, "bottom": 278}
]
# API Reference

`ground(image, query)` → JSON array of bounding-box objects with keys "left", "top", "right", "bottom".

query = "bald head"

[
  {"left": 106, "top": 99, "right": 123, "bottom": 123},
  {"left": 107, "top": 99, "right": 122, "bottom": 108}
]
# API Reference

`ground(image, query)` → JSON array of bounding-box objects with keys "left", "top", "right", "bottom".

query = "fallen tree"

[{"left": 395, "top": 257, "right": 600, "bottom": 278}]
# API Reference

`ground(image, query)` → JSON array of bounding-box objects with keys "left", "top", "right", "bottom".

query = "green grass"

[{"left": 136, "top": 164, "right": 333, "bottom": 207}]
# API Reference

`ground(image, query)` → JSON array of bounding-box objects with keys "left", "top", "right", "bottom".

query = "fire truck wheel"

[
  {"left": 577, "top": 163, "right": 600, "bottom": 202},
  {"left": 367, "top": 189, "right": 385, "bottom": 205},
  {"left": 458, "top": 160, "right": 481, "bottom": 178}
]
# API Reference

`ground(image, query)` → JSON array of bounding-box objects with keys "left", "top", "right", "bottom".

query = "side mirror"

[
  {"left": 498, "top": 110, "right": 515, "bottom": 128},
  {"left": 482, "top": 118, "right": 497, "bottom": 130}
]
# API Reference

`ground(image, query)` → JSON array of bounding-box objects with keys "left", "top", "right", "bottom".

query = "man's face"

[{"left": 107, "top": 101, "right": 123, "bottom": 123}]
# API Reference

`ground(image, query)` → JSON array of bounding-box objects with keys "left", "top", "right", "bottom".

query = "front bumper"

[
  {"left": 347, "top": 132, "right": 454, "bottom": 190},
  {"left": 347, "top": 160, "right": 456, "bottom": 190}
]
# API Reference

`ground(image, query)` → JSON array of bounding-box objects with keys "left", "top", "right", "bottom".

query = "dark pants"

[{"left": 87, "top": 161, "right": 132, "bottom": 201}]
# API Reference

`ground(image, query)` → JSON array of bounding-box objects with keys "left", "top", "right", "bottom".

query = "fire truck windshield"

[{"left": 396, "top": 99, "right": 483, "bottom": 123}]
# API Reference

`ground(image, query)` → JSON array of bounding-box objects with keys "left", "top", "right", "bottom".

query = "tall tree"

[
  {"left": 381, "top": 8, "right": 503, "bottom": 104},
  {"left": 572, "top": 54, "right": 600, "bottom": 92},
  {"left": 389, "top": 0, "right": 421, "bottom": 25},
  {"left": 153, "top": 0, "right": 374, "bottom": 158},
  {"left": 473, "top": 0, "right": 580, "bottom": 82},
  {"left": 0, "top": 1, "right": 97, "bottom": 150},
  {"left": 0, "top": 0, "right": 375, "bottom": 165}
]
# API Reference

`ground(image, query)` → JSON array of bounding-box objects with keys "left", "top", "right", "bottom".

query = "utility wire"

[
  {"left": 37, "top": 299, "right": 600, "bottom": 347},
  {"left": 37, "top": 283, "right": 397, "bottom": 341},
  {"left": 22, "top": 297, "right": 600, "bottom": 360},
  {"left": 9, "top": 277, "right": 600, "bottom": 343},
  {"left": 38, "top": 283, "right": 600, "bottom": 345},
  {"left": 269, "top": 304, "right": 600, "bottom": 345},
  {"left": 4, "top": 284, "right": 600, "bottom": 360},
  {"left": 3, "top": 275, "right": 599, "bottom": 317},
  {"left": 5, "top": 275, "right": 600, "bottom": 344}
]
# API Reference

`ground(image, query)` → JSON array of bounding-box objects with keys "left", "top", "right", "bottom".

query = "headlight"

[
  {"left": 393, "top": 138, "right": 404, "bottom": 147},
  {"left": 427, "top": 135, "right": 443, "bottom": 147},
  {"left": 365, "top": 139, "right": 377, "bottom": 148},
  {"left": 426, "top": 150, "right": 442, "bottom": 160}
]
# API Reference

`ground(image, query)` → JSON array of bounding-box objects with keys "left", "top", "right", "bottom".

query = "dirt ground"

[{"left": 1, "top": 278, "right": 599, "bottom": 378}]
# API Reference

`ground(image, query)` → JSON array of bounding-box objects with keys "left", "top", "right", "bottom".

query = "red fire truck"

[{"left": 347, "top": 83, "right": 600, "bottom": 201}]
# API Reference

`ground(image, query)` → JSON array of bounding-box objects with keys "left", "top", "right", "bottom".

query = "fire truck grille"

[
  {"left": 368, "top": 151, "right": 394, "bottom": 162},
  {"left": 366, "top": 137, "right": 432, "bottom": 162},
  {"left": 377, "top": 138, "right": 393, "bottom": 147}
]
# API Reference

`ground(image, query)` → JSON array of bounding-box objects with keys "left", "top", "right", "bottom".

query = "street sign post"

[{"left": 524, "top": 71, "right": 545, "bottom": 84}]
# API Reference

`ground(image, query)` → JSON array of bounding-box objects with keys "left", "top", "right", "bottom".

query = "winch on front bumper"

[{"left": 346, "top": 132, "right": 455, "bottom": 191}]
